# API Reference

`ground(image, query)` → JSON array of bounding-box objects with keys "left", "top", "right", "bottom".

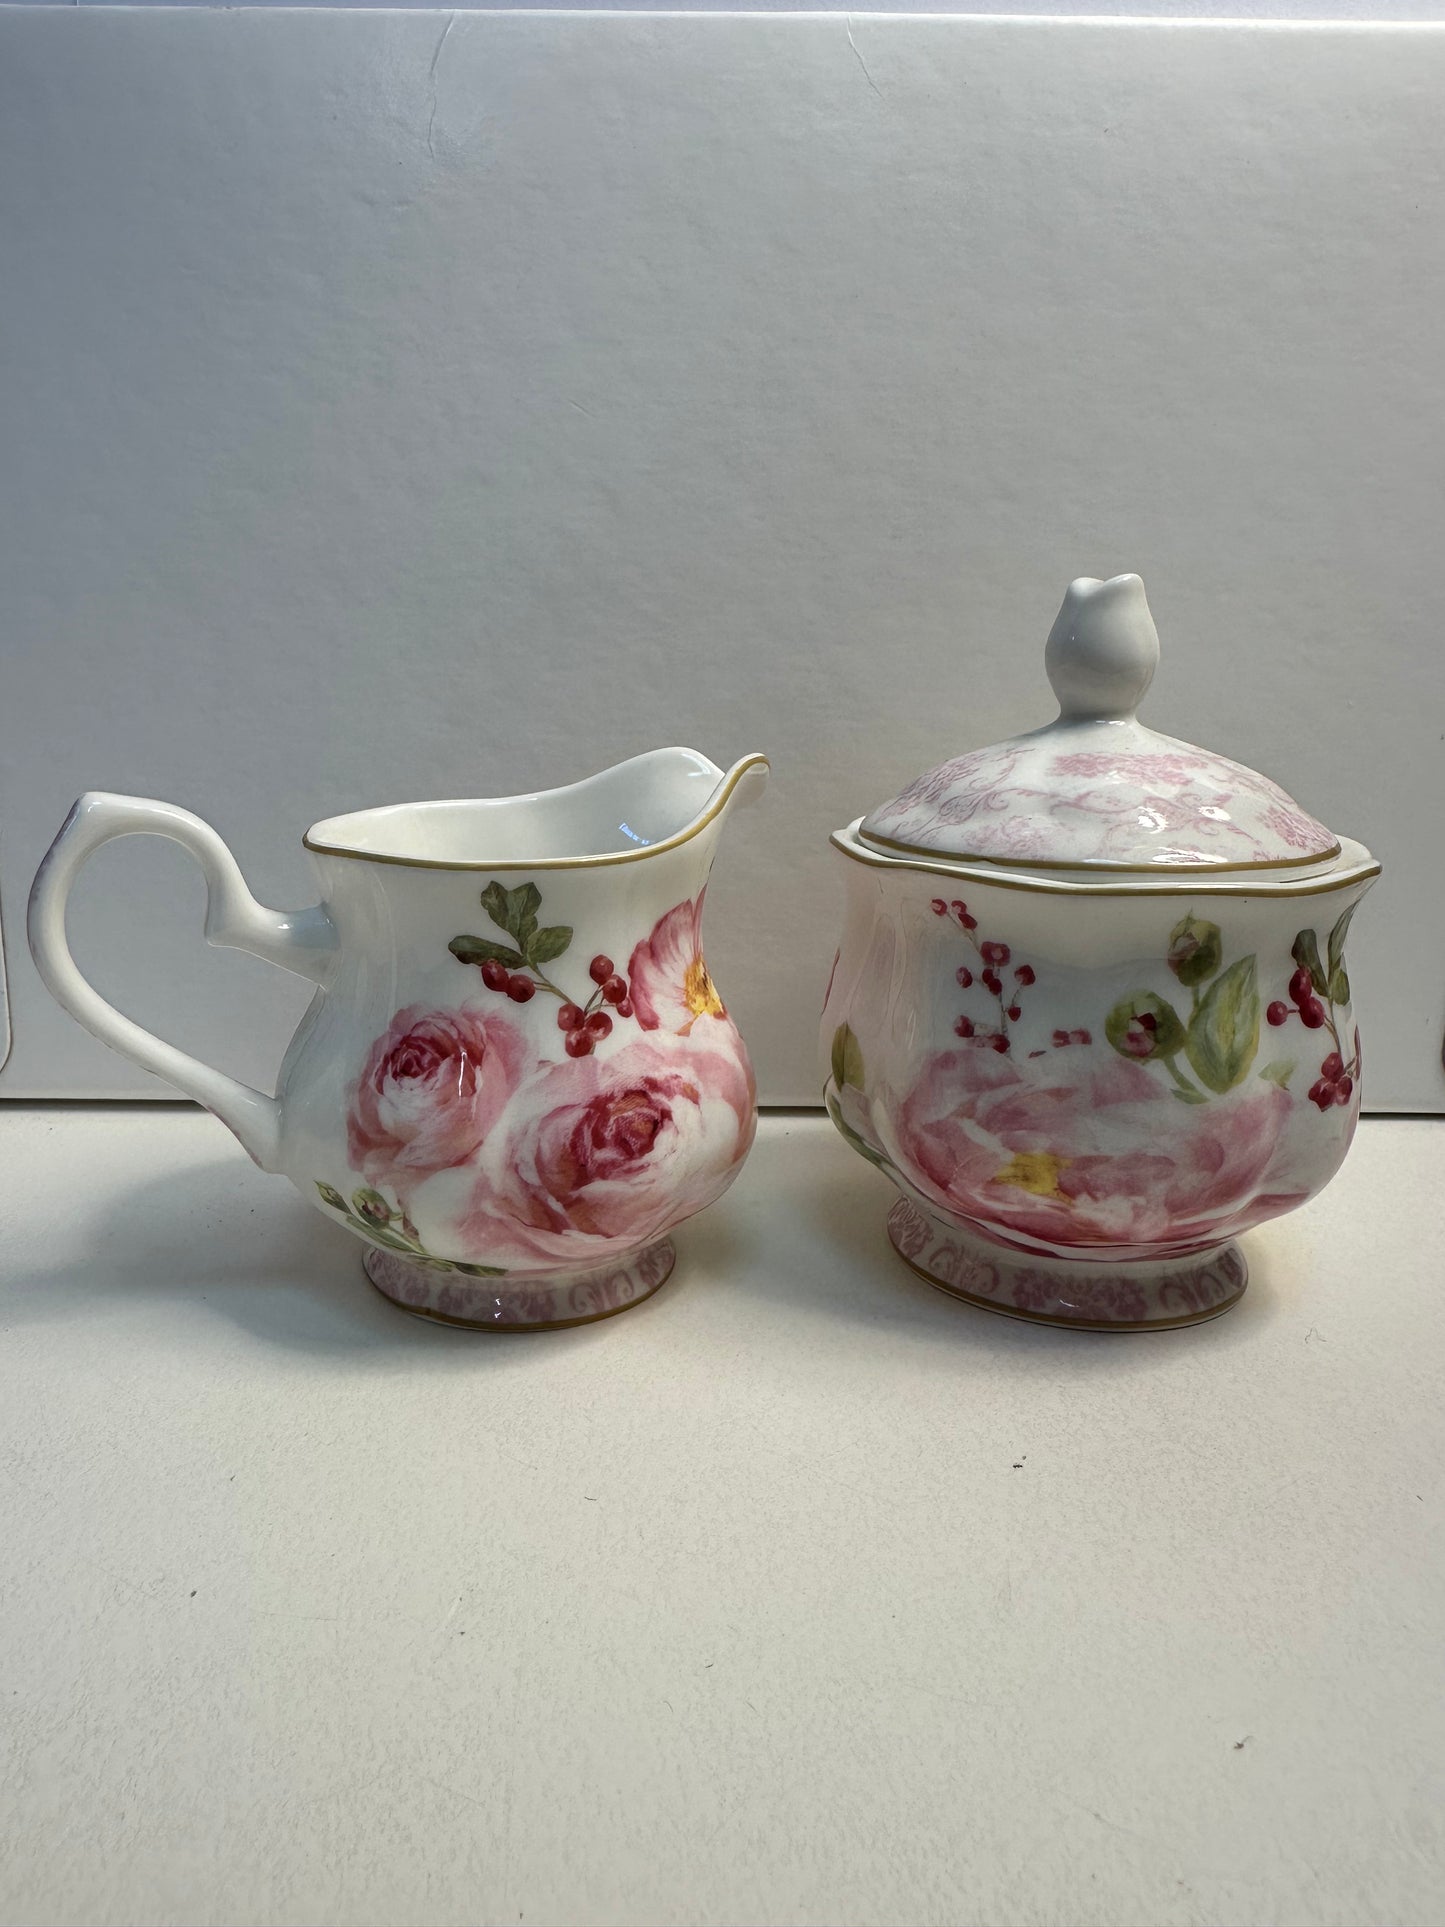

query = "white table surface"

[{"left": 1, "top": 1106, "right": 1442, "bottom": 1927}]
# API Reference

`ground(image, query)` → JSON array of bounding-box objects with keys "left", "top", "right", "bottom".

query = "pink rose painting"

[
  {"left": 330, "top": 882, "right": 756, "bottom": 1278},
  {"left": 347, "top": 1004, "right": 524, "bottom": 1193},
  {"left": 627, "top": 894, "right": 728, "bottom": 1036},
  {"left": 888, "top": 1047, "right": 1312, "bottom": 1262},
  {"left": 455, "top": 1037, "right": 755, "bottom": 1269}
]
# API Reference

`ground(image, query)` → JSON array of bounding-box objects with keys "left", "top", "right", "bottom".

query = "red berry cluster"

[
  {"left": 933, "top": 896, "right": 978, "bottom": 932},
  {"left": 557, "top": 954, "right": 634, "bottom": 1059},
  {"left": 930, "top": 898, "right": 1040, "bottom": 1054},
  {"left": 478, "top": 948, "right": 633, "bottom": 1059},
  {"left": 478, "top": 956, "right": 539, "bottom": 1004},
  {"left": 1306, "top": 1051, "right": 1354, "bottom": 1112},
  {"left": 1266, "top": 966, "right": 1358, "bottom": 1111},
  {"left": 1266, "top": 967, "right": 1329, "bottom": 1035}
]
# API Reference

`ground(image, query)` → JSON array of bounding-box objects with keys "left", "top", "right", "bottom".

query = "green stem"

[
  {"left": 1296, "top": 987, "right": 1351, "bottom": 1073},
  {"left": 1162, "top": 1054, "right": 1207, "bottom": 1101},
  {"left": 348, "top": 1215, "right": 419, "bottom": 1254},
  {"left": 1323, "top": 1001, "right": 1360, "bottom": 1077}
]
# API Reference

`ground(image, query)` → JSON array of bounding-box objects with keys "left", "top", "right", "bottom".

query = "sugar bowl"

[{"left": 822, "top": 574, "right": 1380, "bottom": 1331}]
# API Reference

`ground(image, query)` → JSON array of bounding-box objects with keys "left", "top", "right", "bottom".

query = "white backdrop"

[
  {"left": 17, "top": 1, "right": 1445, "bottom": 14},
  {"left": 2, "top": 10, "right": 1443, "bottom": 1110}
]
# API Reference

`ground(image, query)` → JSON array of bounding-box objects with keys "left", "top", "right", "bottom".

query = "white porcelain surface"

[
  {"left": 860, "top": 576, "right": 1339, "bottom": 871},
  {"left": 831, "top": 574, "right": 1380, "bottom": 1329},
  {"left": 28, "top": 751, "right": 768, "bottom": 1323}
]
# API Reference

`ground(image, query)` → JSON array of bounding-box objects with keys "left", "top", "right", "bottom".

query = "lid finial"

[
  {"left": 856, "top": 568, "right": 1340, "bottom": 870},
  {"left": 1045, "top": 573, "right": 1159, "bottom": 723}
]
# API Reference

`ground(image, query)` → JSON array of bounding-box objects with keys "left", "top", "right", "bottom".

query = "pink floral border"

[
  {"left": 364, "top": 1237, "right": 675, "bottom": 1328},
  {"left": 886, "top": 1197, "right": 1247, "bottom": 1328}
]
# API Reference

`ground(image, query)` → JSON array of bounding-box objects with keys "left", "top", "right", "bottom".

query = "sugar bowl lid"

[{"left": 858, "top": 574, "right": 1340, "bottom": 873}]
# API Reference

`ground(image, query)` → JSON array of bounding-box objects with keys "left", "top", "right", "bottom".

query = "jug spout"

[
  {"left": 671, "top": 749, "right": 770, "bottom": 848},
  {"left": 577, "top": 746, "right": 767, "bottom": 863}
]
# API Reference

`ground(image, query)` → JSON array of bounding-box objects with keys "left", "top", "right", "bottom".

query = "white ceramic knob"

[{"left": 1044, "top": 573, "right": 1159, "bottom": 722}]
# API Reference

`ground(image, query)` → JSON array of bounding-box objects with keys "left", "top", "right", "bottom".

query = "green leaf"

[
  {"left": 315, "top": 1182, "right": 347, "bottom": 1212},
  {"left": 1167, "top": 914, "right": 1223, "bottom": 988},
  {"left": 480, "top": 880, "right": 513, "bottom": 934},
  {"left": 481, "top": 879, "right": 544, "bottom": 950},
  {"left": 510, "top": 882, "right": 542, "bottom": 952},
  {"left": 1325, "top": 904, "right": 1355, "bottom": 1007},
  {"left": 451, "top": 1261, "right": 508, "bottom": 1278},
  {"left": 1291, "top": 928, "right": 1327, "bottom": 998},
  {"left": 1104, "top": 991, "right": 1188, "bottom": 1063},
  {"left": 449, "top": 934, "right": 525, "bottom": 970},
  {"left": 1258, "top": 1059, "right": 1296, "bottom": 1089},
  {"left": 527, "top": 925, "right": 573, "bottom": 966},
  {"left": 1327, "top": 903, "right": 1357, "bottom": 981},
  {"left": 1171, "top": 1086, "right": 1210, "bottom": 1104},
  {"left": 830, "top": 1022, "right": 866, "bottom": 1091},
  {"left": 1184, "top": 953, "right": 1261, "bottom": 1093},
  {"left": 826, "top": 1092, "right": 892, "bottom": 1172}
]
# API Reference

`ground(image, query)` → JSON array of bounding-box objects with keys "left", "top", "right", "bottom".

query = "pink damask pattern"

[
  {"left": 1258, "top": 801, "right": 1332, "bottom": 853},
  {"left": 1049, "top": 750, "right": 1210, "bottom": 782},
  {"left": 861, "top": 734, "right": 1334, "bottom": 868}
]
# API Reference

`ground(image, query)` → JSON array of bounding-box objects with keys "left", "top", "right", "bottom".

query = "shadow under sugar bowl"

[{"left": 822, "top": 574, "right": 1379, "bottom": 1332}]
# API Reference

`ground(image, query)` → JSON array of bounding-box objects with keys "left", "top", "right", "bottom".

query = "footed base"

[
  {"left": 363, "top": 1239, "right": 675, "bottom": 1331},
  {"left": 886, "top": 1198, "right": 1246, "bottom": 1332}
]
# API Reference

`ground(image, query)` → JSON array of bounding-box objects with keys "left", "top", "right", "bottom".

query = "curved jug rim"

[{"left": 303, "top": 748, "right": 769, "bottom": 872}]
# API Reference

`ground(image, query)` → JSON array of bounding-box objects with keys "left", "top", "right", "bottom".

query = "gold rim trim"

[
  {"left": 860, "top": 825, "right": 1343, "bottom": 875},
  {"left": 303, "top": 754, "right": 769, "bottom": 872},
  {"left": 889, "top": 1240, "right": 1247, "bottom": 1333},
  {"left": 365, "top": 1244, "right": 675, "bottom": 1331},
  {"left": 832, "top": 828, "right": 1380, "bottom": 899}
]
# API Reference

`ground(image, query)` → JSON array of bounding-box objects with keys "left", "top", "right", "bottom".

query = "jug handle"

[{"left": 27, "top": 793, "right": 337, "bottom": 1172}]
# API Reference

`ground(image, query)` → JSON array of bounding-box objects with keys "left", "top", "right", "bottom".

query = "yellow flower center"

[
  {"left": 684, "top": 954, "right": 725, "bottom": 1020},
  {"left": 990, "top": 1150, "right": 1070, "bottom": 1201}
]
